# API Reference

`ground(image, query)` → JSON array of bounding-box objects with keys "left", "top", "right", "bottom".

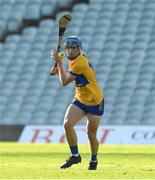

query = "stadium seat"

[
  {"left": 57, "top": 0, "right": 72, "bottom": 9},
  {"left": 24, "top": 0, "right": 41, "bottom": 20},
  {"left": 41, "top": 0, "right": 57, "bottom": 17}
]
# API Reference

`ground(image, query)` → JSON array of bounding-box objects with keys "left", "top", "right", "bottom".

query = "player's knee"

[
  {"left": 87, "top": 130, "right": 96, "bottom": 141},
  {"left": 64, "top": 119, "right": 72, "bottom": 130}
]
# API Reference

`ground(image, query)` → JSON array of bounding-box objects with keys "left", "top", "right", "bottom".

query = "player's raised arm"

[{"left": 51, "top": 49, "right": 76, "bottom": 86}]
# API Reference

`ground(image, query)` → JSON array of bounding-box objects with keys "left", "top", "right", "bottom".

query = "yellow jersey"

[{"left": 68, "top": 54, "right": 104, "bottom": 106}]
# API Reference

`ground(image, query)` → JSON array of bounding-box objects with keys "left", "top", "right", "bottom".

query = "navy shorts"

[{"left": 72, "top": 99, "right": 104, "bottom": 116}]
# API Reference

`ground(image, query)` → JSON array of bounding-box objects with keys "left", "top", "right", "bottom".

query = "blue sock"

[
  {"left": 91, "top": 154, "right": 97, "bottom": 162},
  {"left": 70, "top": 146, "right": 79, "bottom": 157}
]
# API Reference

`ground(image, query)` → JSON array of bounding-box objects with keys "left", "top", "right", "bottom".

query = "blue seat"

[
  {"left": 0, "top": 43, "right": 2, "bottom": 51},
  {"left": 24, "top": 1, "right": 41, "bottom": 20},
  {"left": 40, "top": 19, "right": 54, "bottom": 29},
  {"left": 57, "top": 0, "right": 72, "bottom": 9},
  {"left": 41, "top": 0, "right": 56, "bottom": 17},
  {"left": 0, "top": 18, "right": 7, "bottom": 37},
  {"left": 7, "top": 16, "right": 22, "bottom": 33},
  {"left": 6, "top": 34, "right": 20, "bottom": 43},
  {"left": 13, "top": 0, "right": 28, "bottom": 6}
]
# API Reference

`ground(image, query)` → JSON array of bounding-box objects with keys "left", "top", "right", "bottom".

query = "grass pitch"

[{"left": 0, "top": 143, "right": 155, "bottom": 179}]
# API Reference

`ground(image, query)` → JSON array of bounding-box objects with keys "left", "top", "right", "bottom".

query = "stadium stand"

[{"left": 0, "top": 0, "right": 155, "bottom": 125}]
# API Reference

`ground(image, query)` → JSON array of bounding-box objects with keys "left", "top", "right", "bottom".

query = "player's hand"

[
  {"left": 51, "top": 49, "right": 62, "bottom": 64},
  {"left": 50, "top": 66, "right": 59, "bottom": 76}
]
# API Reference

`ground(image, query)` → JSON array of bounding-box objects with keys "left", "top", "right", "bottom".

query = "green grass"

[{"left": 0, "top": 143, "right": 155, "bottom": 179}]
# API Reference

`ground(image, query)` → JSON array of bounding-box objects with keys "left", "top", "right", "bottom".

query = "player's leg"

[
  {"left": 86, "top": 113, "right": 101, "bottom": 170},
  {"left": 64, "top": 103, "right": 86, "bottom": 146},
  {"left": 60, "top": 103, "right": 86, "bottom": 169},
  {"left": 87, "top": 114, "right": 100, "bottom": 154}
]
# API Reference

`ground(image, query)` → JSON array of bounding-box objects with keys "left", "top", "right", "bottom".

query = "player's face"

[{"left": 64, "top": 45, "right": 80, "bottom": 59}]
